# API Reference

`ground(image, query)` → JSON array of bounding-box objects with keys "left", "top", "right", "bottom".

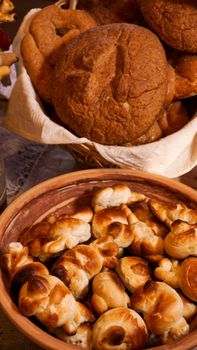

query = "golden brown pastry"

[
  {"left": 154, "top": 258, "right": 197, "bottom": 302},
  {"left": 154, "top": 258, "right": 181, "bottom": 289},
  {"left": 91, "top": 271, "right": 130, "bottom": 315},
  {"left": 157, "top": 101, "right": 189, "bottom": 136},
  {"left": 92, "top": 307, "right": 148, "bottom": 350},
  {"left": 116, "top": 256, "right": 152, "bottom": 293},
  {"left": 138, "top": 0, "right": 197, "bottom": 53},
  {"left": 20, "top": 215, "right": 91, "bottom": 262},
  {"left": 132, "top": 201, "right": 168, "bottom": 237},
  {"left": 52, "top": 244, "right": 103, "bottom": 300},
  {"left": 1, "top": 242, "right": 49, "bottom": 301},
  {"left": 125, "top": 205, "right": 163, "bottom": 262},
  {"left": 0, "top": 0, "right": 15, "bottom": 23},
  {"left": 163, "top": 221, "right": 197, "bottom": 259},
  {"left": 180, "top": 257, "right": 197, "bottom": 302},
  {"left": 179, "top": 293, "right": 197, "bottom": 322},
  {"left": 51, "top": 324, "right": 93, "bottom": 349},
  {"left": 148, "top": 199, "right": 197, "bottom": 228},
  {"left": 52, "top": 23, "right": 168, "bottom": 145},
  {"left": 92, "top": 184, "right": 146, "bottom": 212},
  {"left": 92, "top": 205, "right": 134, "bottom": 248},
  {"left": 130, "top": 280, "right": 189, "bottom": 344},
  {"left": 19, "top": 273, "right": 95, "bottom": 334},
  {"left": 21, "top": 4, "right": 96, "bottom": 102},
  {"left": 89, "top": 235, "right": 120, "bottom": 268}
]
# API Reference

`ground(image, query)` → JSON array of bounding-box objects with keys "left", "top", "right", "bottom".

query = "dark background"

[{"left": 1, "top": 0, "right": 55, "bottom": 40}]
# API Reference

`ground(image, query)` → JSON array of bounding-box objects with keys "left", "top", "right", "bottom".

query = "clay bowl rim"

[{"left": 0, "top": 168, "right": 197, "bottom": 350}]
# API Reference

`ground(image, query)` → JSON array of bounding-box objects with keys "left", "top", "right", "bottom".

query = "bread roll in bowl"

[
  {"left": 92, "top": 307, "right": 148, "bottom": 350},
  {"left": 180, "top": 257, "right": 197, "bottom": 302},
  {"left": 116, "top": 256, "right": 151, "bottom": 292},
  {"left": 91, "top": 271, "right": 130, "bottom": 315},
  {"left": 130, "top": 280, "right": 189, "bottom": 343}
]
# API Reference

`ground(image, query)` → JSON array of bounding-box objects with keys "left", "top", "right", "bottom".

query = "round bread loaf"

[
  {"left": 21, "top": 5, "right": 96, "bottom": 103},
  {"left": 52, "top": 23, "right": 168, "bottom": 145},
  {"left": 138, "top": 0, "right": 197, "bottom": 53}
]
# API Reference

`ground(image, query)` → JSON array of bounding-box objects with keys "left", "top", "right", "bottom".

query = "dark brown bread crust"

[
  {"left": 52, "top": 23, "right": 168, "bottom": 145},
  {"left": 21, "top": 5, "right": 96, "bottom": 103},
  {"left": 138, "top": 0, "right": 197, "bottom": 53},
  {"left": 77, "top": 0, "right": 144, "bottom": 25}
]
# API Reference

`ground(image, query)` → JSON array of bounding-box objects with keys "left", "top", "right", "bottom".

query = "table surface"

[{"left": 0, "top": 1, "right": 197, "bottom": 349}]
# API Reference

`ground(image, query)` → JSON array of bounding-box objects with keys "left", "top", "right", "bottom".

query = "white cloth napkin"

[{"left": 2, "top": 8, "right": 197, "bottom": 178}]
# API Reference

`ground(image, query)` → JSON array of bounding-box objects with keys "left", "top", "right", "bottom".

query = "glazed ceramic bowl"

[{"left": 0, "top": 169, "right": 196, "bottom": 350}]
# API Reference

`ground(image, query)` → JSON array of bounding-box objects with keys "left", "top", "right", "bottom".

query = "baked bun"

[
  {"left": 154, "top": 258, "right": 181, "bottom": 289},
  {"left": 92, "top": 307, "right": 148, "bottom": 350},
  {"left": 20, "top": 216, "right": 91, "bottom": 262},
  {"left": 130, "top": 280, "right": 189, "bottom": 343},
  {"left": 52, "top": 324, "right": 93, "bottom": 348},
  {"left": 180, "top": 257, "right": 197, "bottom": 302},
  {"left": 89, "top": 235, "right": 119, "bottom": 268},
  {"left": 148, "top": 199, "right": 197, "bottom": 227},
  {"left": 91, "top": 271, "right": 130, "bottom": 315},
  {"left": 52, "top": 244, "right": 103, "bottom": 300},
  {"left": 132, "top": 201, "right": 168, "bottom": 237},
  {"left": 126, "top": 206, "right": 163, "bottom": 262},
  {"left": 19, "top": 273, "right": 95, "bottom": 334},
  {"left": 52, "top": 23, "right": 168, "bottom": 145},
  {"left": 164, "top": 220, "right": 197, "bottom": 259},
  {"left": 21, "top": 4, "right": 96, "bottom": 102},
  {"left": 92, "top": 184, "right": 146, "bottom": 212},
  {"left": 116, "top": 256, "right": 151, "bottom": 292},
  {"left": 92, "top": 205, "right": 134, "bottom": 248},
  {"left": 1, "top": 242, "right": 33, "bottom": 279},
  {"left": 138, "top": 0, "right": 197, "bottom": 53}
]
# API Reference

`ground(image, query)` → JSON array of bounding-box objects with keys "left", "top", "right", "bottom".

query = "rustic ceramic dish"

[{"left": 0, "top": 169, "right": 196, "bottom": 350}]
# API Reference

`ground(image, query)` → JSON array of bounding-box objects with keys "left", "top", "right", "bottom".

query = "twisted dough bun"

[
  {"left": 116, "top": 256, "right": 151, "bottom": 293},
  {"left": 137, "top": 0, "right": 197, "bottom": 53},
  {"left": 163, "top": 221, "right": 197, "bottom": 259},
  {"left": 52, "top": 23, "right": 168, "bottom": 145},
  {"left": 130, "top": 281, "right": 189, "bottom": 343},
  {"left": 89, "top": 235, "right": 119, "bottom": 268},
  {"left": 20, "top": 215, "right": 91, "bottom": 262},
  {"left": 180, "top": 257, "right": 197, "bottom": 302},
  {"left": 92, "top": 205, "right": 134, "bottom": 248},
  {"left": 154, "top": 257, "right": 197, "bottom": 302},
  {"left": 92, "top": 307, "right": 148, "bottom": 350},
  {"left": 21, "top": 4, "right": 96, "bottom": 102},
  {"left": 92, "top": 184, "right": 145, "bottom": 212},
  {"left": 52, "top": 324, "right": 93, "bottom": 349},
  {"left": 132, "top": 201, "right": 168, "bottom": 237},
  {"left": 1, "top": 242, "right": 49, "bottom": 302},
  {"left": 125, "top": 205, "right": 163, "bottom": 262},
  {"left": 19, "top": 273, "right": 95, "bottom": 334},
  {"left": 91, "top": 271, "right": 130, "bottom": 315},
  {"left": 148, "top": 199, "right": 197, "bottom": 228},
  {"left": 52, "top": 244, "right": 103, "bottom": 300}
]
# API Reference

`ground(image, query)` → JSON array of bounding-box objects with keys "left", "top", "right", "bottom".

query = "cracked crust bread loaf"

[
  {"left": 137, "top": 0, "right": 197, "bottom": 53},
  {"left": 52, "top": 23, "right": 168, "bottom": 145}
]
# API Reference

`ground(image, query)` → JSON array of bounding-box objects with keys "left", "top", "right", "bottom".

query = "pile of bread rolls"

[
  {"left": 1, "top": 183, "right": 197, "bottom": 349},
  {"left": 20, "top": 0, "right": 197, "bottom": 146}
]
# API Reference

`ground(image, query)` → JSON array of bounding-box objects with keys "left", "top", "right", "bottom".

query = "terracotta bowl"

[{"left": 0, "top": 169, "right": 196, "bottom": 350}]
